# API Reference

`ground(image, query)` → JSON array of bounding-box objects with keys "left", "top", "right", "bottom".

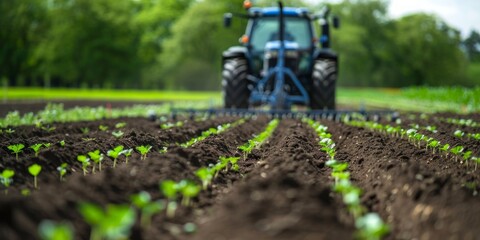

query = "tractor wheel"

[
  {"left": 310, "top": 59, "right": 337, "bottom": 110},
  {"left": 222, "top": 58, "right": 250, "bottom": 108}
]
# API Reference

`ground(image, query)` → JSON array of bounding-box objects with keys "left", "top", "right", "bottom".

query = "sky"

[
  {"left": 307, "top": 0, "right": 480, "bottom": 38},
  {"left": 388, "top": 0, "right": 480, "bottom": 37}
]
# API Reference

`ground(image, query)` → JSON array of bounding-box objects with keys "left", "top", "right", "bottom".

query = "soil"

[{"left": 0, "top": 103, "right": 479, "bottom": 240}]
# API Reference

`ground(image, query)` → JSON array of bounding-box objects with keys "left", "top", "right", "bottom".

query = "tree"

[{"left": 463, "top": 30, "right": 480, "bottom": 62}]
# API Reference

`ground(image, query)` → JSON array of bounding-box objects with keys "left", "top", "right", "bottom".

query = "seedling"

[
  {"left": 107, "top": 145, "right": 124, "bottom": 168},
  {"left": 30, "top": 143, "right": 44, "bottom": 157},
  {"left": 159, "top": 146, "right": 168, "bottom": 154},
  {"left": 454, "top": 129, "right": 465, "bottom": 138},
  {"left": 136, "top": 145, "right": 152, "bottom": 161},
  {"left": 77, "top": 155, "right": 91, "bottom": 175},
  {"left": 463, "top": 151, "right": 472, "bottom": 166},
  {"left": 115, "top": 122, "right": 127, "bottom": 128},
  {"left": 82, "top": 137, "right": 96, "bottom": 142},
  {"left": 88, "top": 150, "right": 104, "bottom": 172},
  {"left": 130, "top": 191, "right": 165, "bottom": 228},
  {"left": 450, "top": 146, "right": 464, "bottom": 162},
  {"left": 427, "top": 140, "right": 440, "bottom": 153},
  {"left": 177, "top": 180, "right": 201, "bottom": 207},
  {"left": 5, "top": 128, "right": 15, "bottom": 134},
  {"left": 57, "top": 163, "right": 68, "bottom": 182},
  {"left": 28, "top": 164, "right": 42, "bottom": 189},
  {"left": 160, "top": 180, "right": 178, "bottom": 218},
  {"left": 81, "top": 127, "right": 90, "bottom": 134},
  {"left": 78, "top": 202, "right": 136, "bottom": 240},
  {"left": 38, "top": 220, "right": 74, "bottom": 240},
  {"left": 98, "top": 125, "right": 109, "bottom": 131},
  {"left": 112, "top": 130, "right": 124, "bottom": 138},
  {"left": 8, "top": 143, "right": 25, "bottom": 160},
  {"left": 0, "top": 169, "right": 14, "bottom": 194},
  {"left": 355, "top": 213, "right": 390, "bottom": 240},
  {"left": 122, "top": 149, "right": 133, "bottom": 164},
  {"left": 195, "top": 167, "right": 214, "bottom": 190},
  {"left": 41, "top": 126, "right": 56, "bottom": 132},
  {"left": 44, "top": 143, "right": 52, "bottom": 148},
  {"left": 472, "top": 157, "right": 480, "bottom": 170}
]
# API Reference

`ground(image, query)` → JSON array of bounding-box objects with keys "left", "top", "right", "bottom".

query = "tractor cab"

[{"left": 222, "top": 1, "right": 339, "bottom": 110}]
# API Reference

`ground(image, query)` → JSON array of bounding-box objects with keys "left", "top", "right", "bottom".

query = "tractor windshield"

[{"left": 249, "top": 17, "right": 312, "bottom": 52}]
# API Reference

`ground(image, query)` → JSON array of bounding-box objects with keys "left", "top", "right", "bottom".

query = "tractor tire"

[
  {"left": 310, "top": 59, "right": 337, "bottom": 110},
  {"left": 222, "top": 58, "right": 250, "bottom": 109}
]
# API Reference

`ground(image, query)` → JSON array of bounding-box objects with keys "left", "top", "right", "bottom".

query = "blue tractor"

[{"left": 222, "top": 1, "right": 339, "bottom": 110}]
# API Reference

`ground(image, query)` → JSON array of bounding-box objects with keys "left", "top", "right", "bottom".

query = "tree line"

[{"left": 1, "top": 0, "right": 479, "bottom": 90}]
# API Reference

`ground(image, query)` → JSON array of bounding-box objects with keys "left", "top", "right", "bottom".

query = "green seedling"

[
  {"left": 44, "top": 143, "right": 52, "bottom": 148},
  {"left": 77, "top": 155, "right": 91, "bottom": 175},
  {"left": 472, "top": 157, "right": 480, "bottom": 170},
  {"left": 160, "top": 180, "right": 178, "bottom": 218},
  {"left": 160, "top": 121, "right": 184, "bottom": 129},
  {"left": 454, "top": 129, "right": 465, "bottom": 138},
  {"left": 195, "top": 167, "right": 214, "bottom": 190},
  {"left": 112, "top": 130, "right": 124, "bottom": 138},
  {"left": 82, "top": 137, "right": 96, "bottom": 142},
  {"left": 57, "top": 163, "right": 68, "bottom": 182},
  {"left": 450, "top": 146, "right": 464, "bottom": 162},
  {"left": 38, "top": 220, "right": 74, "bottom": 240},
  {"left": 355, "top": 213, "right": 390, "bottom": 240},
  {"left": 463, "top": 151, "right": 473, "bottom": 166},
  {"left": 427, "top": 140, "right": 440, "bottom": 153},
  {"left": 5, "top": 128, "right": 15, "bottom": 134},
  {"left": 122, "top": 149, "right": 133, "bottom": 164},
  {"left": 0, "top": 169, "right": 15, "bottom": 194},
  {"left": 88, "top": 150, "right": 104, "bottom": 172},
  {"left": 159, "top": 146, "right": 168, "bottom": 154},
  {"left": 177, "top": 180, "right": 201, "bottom": 207},
  {"left": 81, "top": 127, "right": 90, "bottom": 134},
  {"left": 28, "top": 164, "right": 42, "bottom": 189},
  {"left": 30, "top": 143, "right": 44, "bottom": 157},
  {"left": 41, "top": 126, "right": 56, "bottom": 132},
  {"left": 98, "top": 125, "right": 109, "bottom": 131},
  {"left": 107, "top": 145, "right": 124, "bottom": 168},
  {"left": 136, "top": 145, "right": 152, "bottom": 161},
  {"left": 130, "top": 191, "right": 165, "bottom": 228},
  {"left": 8, "top": 143, "right": 25, "bottom": 160},
  {"left": 78, "top": 202, "right": 136, "bottom": 240},
  {"left": 115, "top": 122, "right": 127, "bottom": 128}
]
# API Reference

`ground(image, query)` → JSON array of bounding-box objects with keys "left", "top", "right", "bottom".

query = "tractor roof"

[{"left": 248, "top": 7, "right": 310, "bottom": 17}]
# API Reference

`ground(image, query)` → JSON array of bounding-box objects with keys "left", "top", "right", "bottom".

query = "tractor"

[{"left": 222, "top": 1, "right": 339, "bottom": 110}]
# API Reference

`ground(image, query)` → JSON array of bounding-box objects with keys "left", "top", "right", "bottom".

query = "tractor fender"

[
  {"left": 222, "top": 46, "right": 248, "bottom": 62},
  {"left": 313, "top": 49, "right": 338, "bottom": 61}
]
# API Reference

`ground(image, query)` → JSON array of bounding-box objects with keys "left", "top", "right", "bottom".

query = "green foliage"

[
  {"left": 355, "top": 213, "right": 390, "bottom": 240},
  {"left": 177, "top": 180, "right": 201, "bottom": 207},
  {"left": 130, "top": 191, "right": 165, "bottom": 228},
  {"left": 88, "top": 150, "right": 104, "bottom": 172},
  {"left": 111, "top": 130, "right": 124, "bottom": 138},
  {"left": 136, "top": 145, "right": 152, "bottom": 161},
  {"left": 107, "top": 145, "right": 124, "bottom": 168},
  {"left": 160, "top": 180, "right": 179, "bottom": 218},
  {"left": 30, "top": 143, "right": 44, "bottom": 157},
  {"left": 78, "top": 202, "right": 136, "bottom": 240},
  {"left": 77, "top": 155, "right": 91, "bottom": 176},
  {"left": 0, "top": 169, "right": 15, "bottom": 194},
  {"left": 99, "top": 125, "right": 109, "bottom": 131},
  {"left": 115, "top": 122, "right": 126, "bottom": 129},
  {"left": 180, "top": 119, "right": 245, "bottom": 147},
  {"left": 38, "top": 220, "right": 74, "bottom": 240},
  {"left": 122, "top": 149, "right": 133, "bottom": 164},
  {"left": 28, "top": 164, "right": 42, "bottom": 189},
  {"left": 238, "top": 119, "right": 279, "bottom": 159},
  {"left": 8, "top": 143, "right": 25, "bottom": 160},
  {"left": 57, "top": 163, "right": 68, "bottom": 182},
  {"left": 195, "top": 167, "right": 214, "bottom": 190}
]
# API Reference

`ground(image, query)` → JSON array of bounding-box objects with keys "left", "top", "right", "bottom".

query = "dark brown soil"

[{"left": 0, "top": 103, "right": 480, "bottom": 240}]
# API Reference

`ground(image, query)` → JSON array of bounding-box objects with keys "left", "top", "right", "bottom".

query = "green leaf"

[
  {"left": 28, "top": 164, "right": 42, "bottom": 176},
  {"left": 38, "top": 220, "right": 74, "bottom": 240}
]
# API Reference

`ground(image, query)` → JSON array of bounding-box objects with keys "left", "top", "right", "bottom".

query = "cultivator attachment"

[{"left": 170, "top": 108, "right": 399, "bottom": 122}]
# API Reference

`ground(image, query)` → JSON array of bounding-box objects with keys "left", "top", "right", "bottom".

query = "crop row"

[
  {"left": 305, "top": 119, "right": 389, "bottom": 239},
  {"left": 0, "top": 117, "right": 238, "bottom": 195},
  {"left": 28, "top": 117, "right": 270, "bottom": 240},
  {"left": 346, "top": 120, "right": 480, "bottom": 170}
]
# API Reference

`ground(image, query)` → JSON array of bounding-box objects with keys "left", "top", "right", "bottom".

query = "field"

[{"left": 0, "top": 98, "right": 479, "bottom": 240}]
